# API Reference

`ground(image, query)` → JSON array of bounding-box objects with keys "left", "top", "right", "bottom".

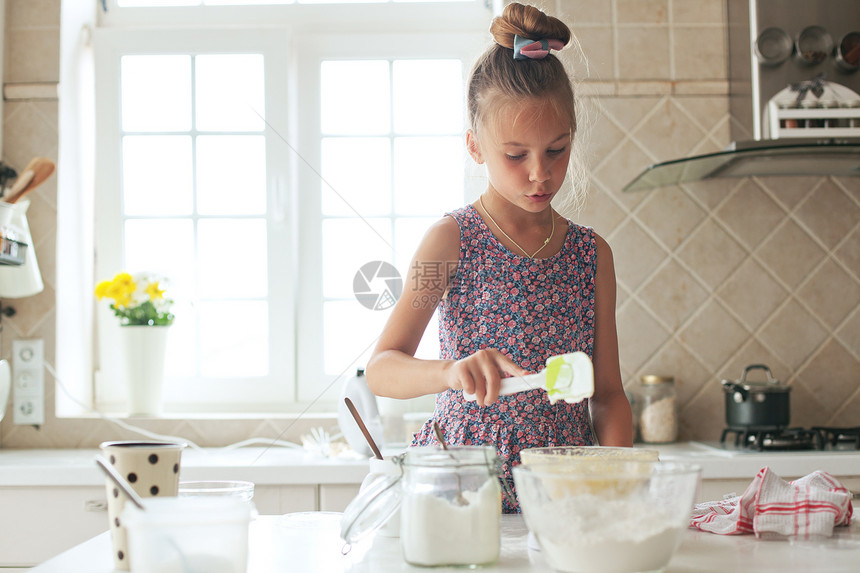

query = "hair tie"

[{"left": 513, "top": 34, "right": 564, "bottom": 60}]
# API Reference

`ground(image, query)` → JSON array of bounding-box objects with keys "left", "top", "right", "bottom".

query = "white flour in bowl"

[{"left": 525, "top": 494, "right": 682, "bottom": 573}]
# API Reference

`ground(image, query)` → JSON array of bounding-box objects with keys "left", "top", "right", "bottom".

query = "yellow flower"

[
  {"left": 146, "top": 281, "right": 165, "bottom": 302},
  {"left": 94, "top": 280, "right": 112, "bottom": 300},
  {"left": 95, "top": 270, "right": 175, "bottom": 326}
]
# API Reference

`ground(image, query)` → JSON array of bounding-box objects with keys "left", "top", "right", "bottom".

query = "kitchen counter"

[
  {"left": 29, "top": 511, "right": 860, "bottom": 573},
  {"left": 1, "top": 441, "right": 858, "bottom": 487},
  {"left": 0, "top": 446, "right": 372, "bottom": 487}
]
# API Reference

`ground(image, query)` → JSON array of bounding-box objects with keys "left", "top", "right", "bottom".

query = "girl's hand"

[{"left": 444, "top": 349, "right": 529, "bottom": 407}]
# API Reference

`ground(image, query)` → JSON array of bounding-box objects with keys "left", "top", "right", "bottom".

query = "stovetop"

[{"left": 711, "top": 426, "right": 860, "bottom": 453}]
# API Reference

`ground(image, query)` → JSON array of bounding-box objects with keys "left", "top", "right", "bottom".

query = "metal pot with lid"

[{"left": 721, "top": 364, "right": 791, "bottom": 430}]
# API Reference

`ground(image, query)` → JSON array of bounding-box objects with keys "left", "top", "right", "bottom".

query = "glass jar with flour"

[
  {"left": 637, "top": 375, "right": 679, "bottom": 443},
  {"left": 399, "top": 446, "right": 501, "bottom": 567},
  {"left": 339, "top": 445, "right": 502, "bottom": 567}
]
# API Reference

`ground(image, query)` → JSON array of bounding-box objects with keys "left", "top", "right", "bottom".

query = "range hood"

[{"left": 624, "top": 0, "right": 860, "bottom": 192}]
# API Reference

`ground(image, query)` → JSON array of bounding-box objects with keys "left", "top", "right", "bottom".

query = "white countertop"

[
  {"left": 1, "top": 442, "right": 858, "bottom": 487},
  {"left": 0, "top": 446, "right": 372, "bottom": 487},
  {"left": 29, "top": 512, "right": 860, "bottom": 573}
]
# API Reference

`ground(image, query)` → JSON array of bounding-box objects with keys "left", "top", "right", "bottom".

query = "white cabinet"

[{"left": 0, "top": 486, "right": 108, "bottom": 569}]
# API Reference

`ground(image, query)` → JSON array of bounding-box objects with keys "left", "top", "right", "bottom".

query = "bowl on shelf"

[{"left": 513, "top": 460, "right": 701, "bottom": 573}]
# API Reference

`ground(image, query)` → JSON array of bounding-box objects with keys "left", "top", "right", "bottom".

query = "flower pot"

[{"left": 120, "top": 325, "right": 170, "bottom": 416}]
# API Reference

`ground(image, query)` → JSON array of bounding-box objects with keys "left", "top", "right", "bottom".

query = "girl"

[{"left": 365, "top": 2, "right": 632, "bottom": 512}]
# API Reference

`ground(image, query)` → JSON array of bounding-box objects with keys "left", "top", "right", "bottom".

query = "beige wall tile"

[
  {"left": 3, "top": 103, "right": 59, "bottom": 171},
  {"left": 835, "top": 227, "right": 860, "bottom": 282},
  {"left": 756, "top": 220, "right": 825, "bottom": 289},
  {"left": 637, "top": 338, "right": 711, "bottom": 406},
  {"left": 717, "top": 258, "right": 787, "bottom": 332},
  {"left": 617, "top": 299, "right": 672, "bottom": 372},
  {"left": 672, "top": 0, "right": 724, "bottom": 24},
  {"left": 565, "top": 0, "right": 612, "bottom": 24},
  {"left": 797, "top": 259, "right": 860, "bottom": 330},
  {"left": 592, "top": 138, "right": 655, "bottom": 195},
  {"left": 673, "top": 80, "right": 729, "bottom": 95},
  {"left": 634, "top": 98, "right": 711, "bottom": 161},
  {"left": 715, "top": 179, "right": 785, "bottom": 249},
  {"left": 599, "top": 96, "right": 662, "bottom": 133},
  {"left": 673, "top": 27, "right": 726, "bottom": 80},
  {"left": 639, "top": 259, "right": 709, "bottom": 330},
  {"left": 617, "top": 27, "right": 670, "bottom": 80},
  {"left": 678, "top": 379, "right": 725, "bottom": 440},
  {"left": 789, "top": 380, "right": 831, "bottom": 429},
  {"left": 611, "top": 218, "right": 668, "bottom": 289},
  {"left": 835, "top": 308, "right": 860, "bottom": 361},
  {"left": 576, "top": 186, "right": 627, "bottom": 236},
  {"left": 676, "top": 218, "right": 746, "bottom": 290},
  {"left": 616, "top": 0, "right": 668, "bottom": 24},
  {"left": 674, "top": 97, "right": 728, "bottom": 133},
  {"left": 796, "top": 339, "right": 860, "bottom": 413},
  {"left": 677, "top": 299, "right": 748, "bottom": 371},
  {"left": 722, "top": 338, "right": 788, "bottom": 383},
  {"left": 5, "top": 29, "right": 60, "bottom": 83},
  {"left": 635, "top": 185, "right": 706, "bottom": 249},
  {"left": 794, "top": 180, "right": 860, "bottom": 250},
  {"left": 831, "top": 390, "right": 860, "bottom": 426},
  {"left": 7, "top": 0, "right": 61, "bottom": 28},
  {"left": 758, "top": 176, "right": 824, "bottom": 211},
  {"left": 570, "top": 26, "right": 615, "bottom": 81},
  {"left": 759, "top": 299, "right": 828, "bottom": 371}
]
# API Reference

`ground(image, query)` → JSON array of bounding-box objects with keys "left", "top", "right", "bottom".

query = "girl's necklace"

[{"left": 479, "top": 196, "right": 555, "bottom": 258}]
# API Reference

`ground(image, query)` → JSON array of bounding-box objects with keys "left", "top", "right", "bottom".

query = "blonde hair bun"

[{"left": 490, "top": 3, "right": 571, "bottom": 50}]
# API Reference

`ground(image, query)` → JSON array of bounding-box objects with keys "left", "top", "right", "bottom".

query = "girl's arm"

[
  {"left": 365, "top": 215, "right": 528, "bottom": 406},
  {"left": 588, "top": 234, "right": 634, "bottom": 446}
]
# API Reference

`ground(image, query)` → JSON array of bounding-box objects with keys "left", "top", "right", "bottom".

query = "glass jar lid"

[
  {"left": 401, "top": 445, "right": 499, "bottom": 468},
  {"left": 339, "top": 470, "right": 402, "bottom": 547},
  {"left": 641, "top": 375, "right": 673, "bottom": 385}
]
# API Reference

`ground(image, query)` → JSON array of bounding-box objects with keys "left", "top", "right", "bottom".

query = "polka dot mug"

[{"left": 99, "top": 440, "right": 186, "bottom": 571}]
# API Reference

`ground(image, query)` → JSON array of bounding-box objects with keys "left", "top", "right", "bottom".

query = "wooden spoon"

[
  {"left": 432, "top": 421, "right": 469, "bottom": 506},
  {"left": 344, "top": 397, "right": 384, "bottom": 460},
  {"left": 3, "top": 158, "right": 55, "bottom": 204}
]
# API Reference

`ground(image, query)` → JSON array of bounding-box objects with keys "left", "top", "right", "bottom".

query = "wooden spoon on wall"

[{"left": 3, "top": 157, "right": 55, "bottom": 204}]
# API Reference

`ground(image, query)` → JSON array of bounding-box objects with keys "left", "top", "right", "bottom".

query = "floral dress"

[{"left": 411, "top": 204, "right": 597, "bottom": 513}]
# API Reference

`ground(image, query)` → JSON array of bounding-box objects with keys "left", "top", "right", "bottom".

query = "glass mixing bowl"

[
  {"left": 513, "top": 461, "right": 701, "bottom": 573},
  {"left": 519, "top": 445, "right": 659, "bottom": 466}
]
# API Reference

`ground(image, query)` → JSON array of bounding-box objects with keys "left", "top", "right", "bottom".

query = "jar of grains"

[{"left": 637, "top": 375, "right": 678, "bottom": 443}]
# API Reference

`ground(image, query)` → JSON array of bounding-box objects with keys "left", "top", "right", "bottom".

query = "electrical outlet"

[{"left": 13, "top": 339, "right": 44, "bottom": 426}]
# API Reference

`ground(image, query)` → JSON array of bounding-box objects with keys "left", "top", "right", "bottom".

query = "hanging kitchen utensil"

[
  {"left": 3, "top": 158, "right": 55, "bottom": 204},
  {"left": 721, "top": 364, "right": 791, "bottom": 430}
]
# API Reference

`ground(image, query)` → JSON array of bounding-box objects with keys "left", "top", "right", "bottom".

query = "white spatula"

[{"left": 462, "top": 351, "right": 594, "bottom": 405}]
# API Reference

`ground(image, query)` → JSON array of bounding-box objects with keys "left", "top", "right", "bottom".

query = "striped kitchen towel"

[{"left": 689, "top": 466, "right": 854, "bottom": 538}]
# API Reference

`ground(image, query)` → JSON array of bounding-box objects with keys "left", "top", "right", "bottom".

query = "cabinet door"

[
  {"left": 0, "top": 487, "right": 108, "bottom": 568},
  {"left": 319, "top": 484, "right": 360, "bottom": 512}
]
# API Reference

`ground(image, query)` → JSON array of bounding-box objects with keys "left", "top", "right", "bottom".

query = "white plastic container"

[{"left": 123, "top": 496, "right": 253, "bottom": 573}]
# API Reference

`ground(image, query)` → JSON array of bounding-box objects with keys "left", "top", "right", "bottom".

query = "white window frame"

[
  {"left": 93, "top": 28, "right": 294, "bottom": 412},
  {"left": 293, "top": 32, "right": 488, "bottom": 403},
  {"left": 75, "top": 1, "right": 490, "bottom": 415}
]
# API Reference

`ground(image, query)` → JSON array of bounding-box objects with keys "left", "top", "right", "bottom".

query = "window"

[{"left": 85, "top": 2, "right": 489, "bottom": 413}]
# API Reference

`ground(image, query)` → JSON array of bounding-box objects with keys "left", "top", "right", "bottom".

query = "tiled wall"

[{"left": 1, "top": 0, "right": 858, "bottom": 448}]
